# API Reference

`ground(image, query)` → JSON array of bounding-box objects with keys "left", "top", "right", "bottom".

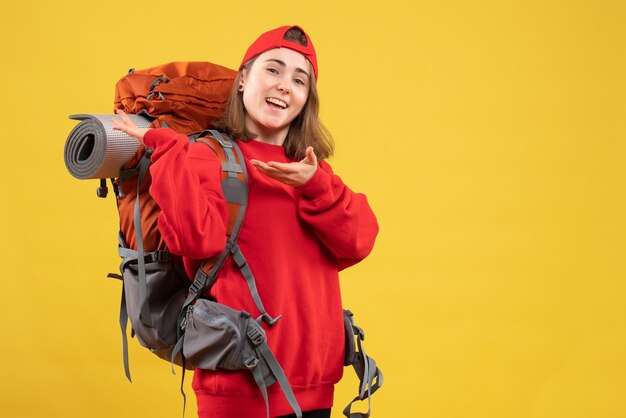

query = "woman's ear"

[{"left": 239, "top": 70, "right": 247, "bottom": 92}]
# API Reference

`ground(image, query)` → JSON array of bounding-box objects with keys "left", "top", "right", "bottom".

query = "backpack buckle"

[
  {"left": 247, "top": 327, "right": 265, "bottom": 346},
  {"left": 188, "top": 279, "right": 204, "bottom": 296},
  {"left": 258, "top": 312, "right": 282, "bottom": 327},
  {"left": 244, "top": 356, "right": 259, "bottom": 369},
  {"left": 150, "top": 250, "right": 170, "bottom": 263}
]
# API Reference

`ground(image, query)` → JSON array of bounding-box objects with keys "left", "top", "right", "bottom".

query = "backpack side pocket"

[{"left": 123, "top": 256, "right": 186, "bottom": 360}]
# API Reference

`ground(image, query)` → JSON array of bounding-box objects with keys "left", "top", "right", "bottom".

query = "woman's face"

[{"left": 240, "top": 48, "right": 311, "bottom": 144}]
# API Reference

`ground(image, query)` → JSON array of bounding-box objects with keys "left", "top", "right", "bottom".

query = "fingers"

[
  {"left": 249, "top": 159, "right": 316, "bottom": 187},
  {"left": 111, "top": 116, "right": 127, "bottom": 133},
  {"left": 249, "top": 159, "right": 270, "bottom": 171},
  {"left": 301, "top": 146, "right": 318, "bottom": 166},
  {"left": 251, "top": 159, "right": 298, "bottom": 174},
  {"left": 111, "top": 110, "right": 148, "bottom": 142},
  {"left": 113, "top": 109, "right": 136, "bottom": 128},
  {"left": 112, "top": 110, "right": 127, "bottom": 131},
  {"left": 249, "top": 159, "right": 297, "bottom": 185},
  {"left": 266, "top": 161, "right": 299, "bottom": 174}
]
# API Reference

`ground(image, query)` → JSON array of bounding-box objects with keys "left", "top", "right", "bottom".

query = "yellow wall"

[{"left": 1, "top": 0, "right": 624, "bottom": 417}]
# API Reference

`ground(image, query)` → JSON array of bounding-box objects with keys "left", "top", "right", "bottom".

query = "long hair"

[{"left": 217, "top": 28, "right": 334, "bottom": 160}]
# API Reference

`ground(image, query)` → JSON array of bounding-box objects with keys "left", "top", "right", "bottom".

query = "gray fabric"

[
  {"left": 121, "top": 255, "right": 187, "bottom": 360},
  {"left": 181, "top": 299, "right": 259, "bottom": 370},
  {"left": 221, "top": 177, "right": 247, "bottom": 205},
  {"left": 64, "top": 113, "right": 151, "bottom": 179},
  {"left": 251, "top": 363, "right": 271, "bottom": 418},
  {"left": 342, "top": 310, "right": 384, "bottom": 418},
  {"left": 182, "top": 299, "right": 302, "bottom": 418},
  {"left": 343, "top": 310, "right": 361, "bottom": 366},
  {"left": 119, "top": 283, "right": 131, "bottom": 381},
  {"left": 221, "top": 162, "right": 243, "bottom": 173}
]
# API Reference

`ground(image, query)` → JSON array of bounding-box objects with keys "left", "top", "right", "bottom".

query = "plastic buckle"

[
  {"left": 146, "top": 91, "right": 165, "bottom": 101},
  {"left": 355, "top": 325, "right": 365, "bottom": 340},
  {"left": 188, "top": 279, "right": 204, "bottom": 295},
  {"left": 150, "top": 250, "right": 170, "bottom": 263},
  {"left": 180, "top": 306, "right": 194, "bottom": 331},
  {"left": 244, "top": 357, "right": 259, "bottom": 369},
  {"left": 258, "top": 313, "right": 282, "bottom": 327},
  {"left": 247, "top": 327, "right": 264, "bottom": 346},
  {"left": 148, "top": 76, "right": 169, "bottom": 91},
  {"left": 225, "top": 240, "right": 236, "bottom": 253}
]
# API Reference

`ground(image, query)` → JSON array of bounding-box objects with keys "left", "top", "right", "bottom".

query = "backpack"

[
  {"left": 114, "top": 61, "right": 237, "bottom": 134},
  {"left": 111, "top": 128, "right": 303, "bottom": 417},
  {"left": 65, "top": 61, "right": 382, "bottom": 418}
]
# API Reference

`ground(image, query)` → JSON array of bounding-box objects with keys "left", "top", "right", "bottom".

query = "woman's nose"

[{"left": 277, "top": 77, "right": 290, "bottom": 93}]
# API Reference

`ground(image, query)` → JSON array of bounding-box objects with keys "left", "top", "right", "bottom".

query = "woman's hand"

[
  {"left": 250, "top": 146, "right": 318, "bottom": 187},
  {"left": 112, "top": 109, "right": 150, "bottom": 142}
]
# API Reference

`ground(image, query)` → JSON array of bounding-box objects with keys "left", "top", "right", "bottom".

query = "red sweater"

[{"left": 143, "top": 128, "right": 379, "bottom": 417}]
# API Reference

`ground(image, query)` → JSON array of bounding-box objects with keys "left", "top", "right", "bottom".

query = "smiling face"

[{"left": 240, "top": 48, "right": 311, "bottom": 145}]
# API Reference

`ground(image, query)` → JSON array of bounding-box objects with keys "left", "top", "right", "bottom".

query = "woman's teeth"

[{"left": 266, "top": 97, "right": 287, "bottom": 108}]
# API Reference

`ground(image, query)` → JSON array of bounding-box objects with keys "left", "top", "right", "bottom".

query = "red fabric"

[
  {"left": 240, "top": 25, "right": 318, "bottom": 79},
  {"left": 143, "top": 128, "right": 378, "bottom": 417}
]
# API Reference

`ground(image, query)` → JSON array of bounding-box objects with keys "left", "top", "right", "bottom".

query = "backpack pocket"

[
  {"left": 182, "top": 299, "right": 263, "bottom": 371},
  {"left": 122, "top": 257, "right": 187, "bottom": 357}
]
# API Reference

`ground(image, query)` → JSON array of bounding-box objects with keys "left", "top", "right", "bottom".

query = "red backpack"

[
  {"left": 65, "top": 61, "right": 382, "bottom": 418},
  {"left": 111, "top": 62, "right": 305, "bottom": 416},
  {"left": 114, "top": 61, "right": 237, "bottom": 134}
]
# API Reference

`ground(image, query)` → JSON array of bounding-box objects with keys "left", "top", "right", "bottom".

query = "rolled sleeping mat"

[{"left": 64, "top": 113, "right": 152, "bottom": 179}]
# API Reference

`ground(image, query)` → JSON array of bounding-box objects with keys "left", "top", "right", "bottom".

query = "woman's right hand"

[{"left": 112, "top": 109, "right": 151, "bottom": 142}]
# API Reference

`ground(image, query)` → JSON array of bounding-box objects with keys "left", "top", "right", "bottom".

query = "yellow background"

[{"left": 1, "top": 0, "right": 624, "bottom": 417}]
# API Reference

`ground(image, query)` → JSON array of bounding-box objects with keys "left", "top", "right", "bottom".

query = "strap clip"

[
  {"left": 258, "top": 312, "right": 282, "bottom": 327},
  {"left": 188, "top": 278, "right": 205, "bottom": 296},
  {"left": 150, "top": 250, "right": 170, "bottom": 263},
  {"left": 247, "top": 327, "right": 265, "bottom": 346},
  {"left": 244, "top": 356, "right": 259, "bottom": 369}
]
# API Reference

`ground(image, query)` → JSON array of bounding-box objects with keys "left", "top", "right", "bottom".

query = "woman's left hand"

[
  {"left": 112, "top": 109, "right": 150, "bottom": 142},
  {"left": 250, "top": 146, "right": 318, "bottom": 187}
]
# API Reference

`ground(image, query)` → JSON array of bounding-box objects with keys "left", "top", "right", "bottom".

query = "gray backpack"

[{"left": 107, "top": 129, "right": 382, "bottom": 418}]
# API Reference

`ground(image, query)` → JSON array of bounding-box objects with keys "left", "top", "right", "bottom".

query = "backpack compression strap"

[
  {"left": 112, "top": 148, "right": 181, "bottom": 382},
  {"left": 128, "top": 150, "right": 154, "bottom": 328},
  {"left": 110, "top": 149, "right": 155, "bottom": 382},
  {"left": 342, "top": 313, "right": 384, "bottom": 418},
  {"left": 246, "top": 319, "right": 303, "bottom": 418}
]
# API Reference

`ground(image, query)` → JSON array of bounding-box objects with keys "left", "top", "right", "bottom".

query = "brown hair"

[{"left": 217, "top": 27, "right": 334, "bottom": 160}]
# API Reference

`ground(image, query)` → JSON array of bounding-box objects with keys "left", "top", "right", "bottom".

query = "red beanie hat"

[{"left": 240, "top": 25, "right": 318, "bottom": 79}]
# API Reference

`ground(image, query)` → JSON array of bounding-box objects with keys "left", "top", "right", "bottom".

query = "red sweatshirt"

[{"left": 143, "top": 128, "right": 378, "bottom": 417}]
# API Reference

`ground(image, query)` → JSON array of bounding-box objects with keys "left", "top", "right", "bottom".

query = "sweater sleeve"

[
  {"left": 143, "top": 128, "right": 229, "bottom": 260},
  {"left": 297, "top": 160, "right": 379, "bottom": 270}
]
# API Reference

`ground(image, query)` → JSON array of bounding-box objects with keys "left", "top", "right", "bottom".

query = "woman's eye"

[
  {"left": 266, "top": 68, "right": 278, "bottom": 74},
  {"left": 294, "top": 78, "right": 306, "bottom": 86}
]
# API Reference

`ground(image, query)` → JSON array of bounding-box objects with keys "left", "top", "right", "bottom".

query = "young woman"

[{"left": 113, "top": 25, "right": 378, "bottom": 418}]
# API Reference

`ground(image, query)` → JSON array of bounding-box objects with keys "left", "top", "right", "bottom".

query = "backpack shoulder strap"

[
  {"left": 182, "top": 131, "right": 280, "bottom": 326},
  {"left": 173, "top": 131, "right": 299, "bottom": 417}
]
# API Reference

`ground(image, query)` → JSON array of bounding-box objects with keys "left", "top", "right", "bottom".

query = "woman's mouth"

[{"left": 266, "top": 97, "right": 288, "bottom": 109}]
